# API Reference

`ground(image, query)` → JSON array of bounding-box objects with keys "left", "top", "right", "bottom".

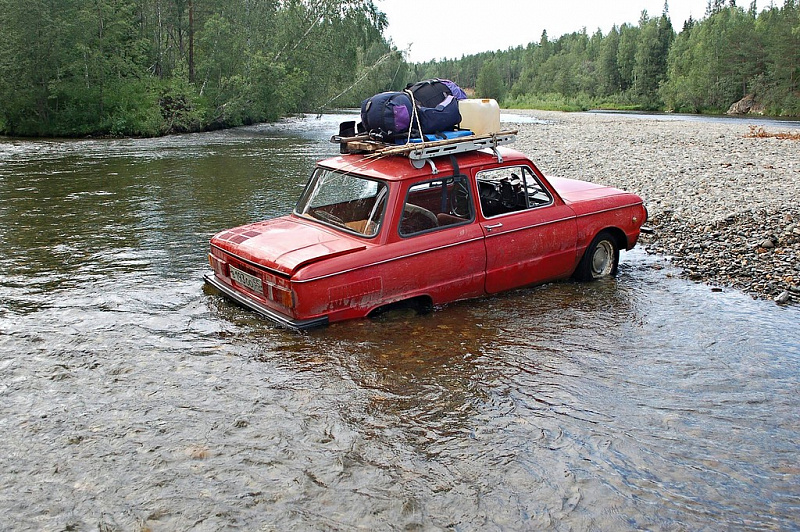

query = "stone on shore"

[
  {"left": 510, "top": 110, "right": 800, "bottom": 303},
  {"left": 727, "top": 94, "right": 766, "bottom": 115}
]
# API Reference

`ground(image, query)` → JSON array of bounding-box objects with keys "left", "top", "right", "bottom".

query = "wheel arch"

[
  {"left": 600, "top": 226, "right": 628, "bottom": 250},
  {"left": 367, "top": 294, "right": 434, "bottom": 318}
]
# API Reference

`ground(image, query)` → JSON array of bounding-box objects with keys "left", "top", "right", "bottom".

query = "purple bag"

[{"left": 441, "top": 80, "right": 468, "bottom": 100}]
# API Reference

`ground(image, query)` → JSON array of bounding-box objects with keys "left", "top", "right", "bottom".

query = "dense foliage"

[
  {"left": 1, "top": 0, "right": 797, "bottom": 137},
  {"left": 0, "top": 0, "right": 404, "bottom": 136},
  {"left": 412, "top": 1, "right": 799, "bottom": 116}
]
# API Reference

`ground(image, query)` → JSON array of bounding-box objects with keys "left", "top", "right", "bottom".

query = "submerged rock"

[{"left": 775, "top": 291, "right": 791, "bottom": 304}]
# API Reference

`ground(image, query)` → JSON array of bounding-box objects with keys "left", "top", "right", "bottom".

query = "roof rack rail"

[
  {"left": 331, "top": 130, "right": 518, "bottom": 166},
  {"left": 398, "top": 131, "right": 517, "bottom": 161}
]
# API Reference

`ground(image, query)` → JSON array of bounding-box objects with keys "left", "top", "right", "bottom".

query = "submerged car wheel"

[
  {"left": 368, "top": 296, "right": 433, "bottom": 321},
  {"left": 574, "top": 230, "right": 620, "bottom": 281}
]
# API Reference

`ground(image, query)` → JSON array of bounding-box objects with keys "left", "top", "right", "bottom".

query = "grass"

[{"left": 503, "top": 92, "right": 660, "bottom": 113}]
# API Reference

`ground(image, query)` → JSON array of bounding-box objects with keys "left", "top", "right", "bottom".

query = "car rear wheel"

[{"left": 574, "top": 230, "right": 619, "bottom": 281}]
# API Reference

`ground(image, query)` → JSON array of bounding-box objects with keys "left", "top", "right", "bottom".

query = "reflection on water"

[{"left": 0, "top": 117, "right": 798, "bottom": 530}]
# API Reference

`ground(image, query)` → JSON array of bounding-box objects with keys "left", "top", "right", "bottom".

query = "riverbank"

[{"left": 510, "top": 110, "right": 800, "bottom": 304}]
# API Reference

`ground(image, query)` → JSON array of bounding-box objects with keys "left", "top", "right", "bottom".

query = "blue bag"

[
  {"left": 360, "top": 92, "right": 413, "bottom": 138},
  {"left": 403, "top": 130, "right": 474, "bottom": 144},
  {"left": 405, "top": 78, "right": 466, "bottom": 134},
  {"left": 416, "top": 94, "right": 462, "bottom": 134}
]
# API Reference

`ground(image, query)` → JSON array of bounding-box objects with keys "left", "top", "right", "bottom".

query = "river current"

[{"left": 0, "top": 113, "right": 798, "bottom": 530}]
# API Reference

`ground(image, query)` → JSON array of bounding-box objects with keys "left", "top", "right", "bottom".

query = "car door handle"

[{"left": 484, "top": 223, "right": 503, "bottom": 232}]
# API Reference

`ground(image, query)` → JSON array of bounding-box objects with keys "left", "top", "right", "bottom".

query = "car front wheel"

[{"left": 574, "top": 230, "right": 619, "bottom": 281}]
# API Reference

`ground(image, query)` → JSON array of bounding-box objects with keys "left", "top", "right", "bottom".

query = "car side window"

[
  {"left": 399, "top": 175, "right": 473, "bottom": 236},
  {"left": 476, "top": 165, "right": 552, "bottom": 218}
]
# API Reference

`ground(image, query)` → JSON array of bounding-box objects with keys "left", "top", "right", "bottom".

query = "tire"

[{"left": 573, "top": 230, "right": 620, "bottom": 281}]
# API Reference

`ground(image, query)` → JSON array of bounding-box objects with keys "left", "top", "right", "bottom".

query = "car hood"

[
  {"left": 547, "top": 176, "right": 643, "bottom": 217},
  {"left": 211, "top": 216, "right": 366, "bottom": 276}
]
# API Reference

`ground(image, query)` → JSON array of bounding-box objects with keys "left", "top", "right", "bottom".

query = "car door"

[
  {"left": 476, "top": 164, "right": 578, "bottom": 294},
  {"left": 379, "top": 173, "right": 487, "bottom": 306}
]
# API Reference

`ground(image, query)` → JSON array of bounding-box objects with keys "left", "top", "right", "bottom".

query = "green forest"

[
  {"left": 414, "top": 1, "right": 799, "bottom": 116},
  {"left": 0, "top": 0, "right": 797, "bottom": 137},
  {"left": 0, "top": 0, "right": 405, "bottom": 136}
]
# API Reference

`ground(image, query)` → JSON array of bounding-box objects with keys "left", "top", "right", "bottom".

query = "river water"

[{"left": 1, "top": 113, "right": 798, "bottom": 531}]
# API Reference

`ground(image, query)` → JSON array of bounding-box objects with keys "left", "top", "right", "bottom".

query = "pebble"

[{"left": 512, "top": 110, "right": 800, "bottom": 304}]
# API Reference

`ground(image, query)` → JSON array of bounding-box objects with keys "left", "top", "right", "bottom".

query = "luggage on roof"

[
  {"left": 405, "top": 78, "right": 466, "bottom": 135},
  {"left": 359, "top": 79, "right": 470, "bottom": 140},
  {"left": 405, "top": 79, "right": 467, "bottom": 108},
  {"left": 360, "top": 91, "right": 413, "bottom": 140},
  {"left": 338, "top": 78, "right": 512, "bottom": 159}
]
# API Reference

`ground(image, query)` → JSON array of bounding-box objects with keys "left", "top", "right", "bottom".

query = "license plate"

[{"left": 230, "top": 266, "right": 263, "bottom": 295}]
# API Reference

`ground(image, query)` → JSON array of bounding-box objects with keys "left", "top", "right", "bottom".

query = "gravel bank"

[{"left": 510, "top": 110, "right": 800, "bottom": 304}]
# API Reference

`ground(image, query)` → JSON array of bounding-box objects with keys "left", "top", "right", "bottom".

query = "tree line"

[
  {"left": 412, "top": 1, "right": 799, "bottom": 116},
  {"left": 0, "top": 1, "right": 797, "bottom": 137},
  {"left": 0, "top": 0, "right": 404, "bottom": 136}
]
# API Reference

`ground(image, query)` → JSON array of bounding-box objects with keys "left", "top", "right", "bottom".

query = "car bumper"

[{"left": 204, "top": 273, "right": 328, "bottom": 331}]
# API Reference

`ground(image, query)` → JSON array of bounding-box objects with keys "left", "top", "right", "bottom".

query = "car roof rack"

[{"left": 331, "top": 130, "right": 518, "bottom": 174}]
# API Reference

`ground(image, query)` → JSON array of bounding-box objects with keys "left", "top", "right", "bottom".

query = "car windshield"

[{"left": 295, "top": 168, "right": 388, "bottom": 237}]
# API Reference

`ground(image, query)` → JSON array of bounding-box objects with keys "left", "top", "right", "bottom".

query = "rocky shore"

[{"left": 510, "top": 110, "right": 800, "bottom": 304}]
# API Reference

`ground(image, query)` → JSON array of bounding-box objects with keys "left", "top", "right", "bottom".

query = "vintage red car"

[{"left": 205, "top": 138, "right": 647, "bottom": 329}]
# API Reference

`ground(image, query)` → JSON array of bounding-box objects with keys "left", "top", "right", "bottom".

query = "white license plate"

[{"left": 230, "top": 266, "right": 263, "bottom": 295}]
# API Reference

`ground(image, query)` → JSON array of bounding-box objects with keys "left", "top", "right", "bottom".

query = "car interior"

[
  {"left": 399, "top": 175, "right": 473, "bottom": 236},
  {"left": 477, "top": 165, "right": 552, "bottom": 217}
]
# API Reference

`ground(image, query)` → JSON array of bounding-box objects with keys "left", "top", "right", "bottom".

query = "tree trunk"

[{"left": 188, "top": 0, "right": 194, "bottom": 83}]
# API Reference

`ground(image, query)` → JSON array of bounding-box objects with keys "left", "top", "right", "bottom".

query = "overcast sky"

[{"left": 376, "top": 0, "right": 773, "bottom": 63}]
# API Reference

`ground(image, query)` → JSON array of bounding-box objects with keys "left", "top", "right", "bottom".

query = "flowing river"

[{"left": 1, "top": 113, "right": 798, "bottom": 530}]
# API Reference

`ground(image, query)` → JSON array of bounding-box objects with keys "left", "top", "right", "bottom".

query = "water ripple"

[{"left": 1, "top": 120, "right": 798, "bottom": 530}]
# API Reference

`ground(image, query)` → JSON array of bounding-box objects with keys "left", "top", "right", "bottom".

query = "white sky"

[{"left": 377, "top": 0, "right": 773, "bottom": 63}]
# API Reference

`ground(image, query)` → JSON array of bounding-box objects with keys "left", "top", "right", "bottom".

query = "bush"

[
  {"left": 158, "top": 79, "right": 206, "bottom": 134},
  {"left": 106, "top": 81, "right": 165, "bottom": 137}
]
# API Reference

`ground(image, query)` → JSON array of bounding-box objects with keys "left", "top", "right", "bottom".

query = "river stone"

[
  {"left": 774, "top": 291, "right": 791, "bottom": 304},
  {"left": 512, "top": 109, "right": 799, "bottom": 303}
]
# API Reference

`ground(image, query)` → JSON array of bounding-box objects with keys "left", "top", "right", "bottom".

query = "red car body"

[{"left": 205, "top": 146, "right": 646, "bottom": 329}]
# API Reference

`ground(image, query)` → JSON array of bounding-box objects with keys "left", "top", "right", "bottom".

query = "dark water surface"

[{"left": 1, "top": 114, "right": 798, "bottom": 531}]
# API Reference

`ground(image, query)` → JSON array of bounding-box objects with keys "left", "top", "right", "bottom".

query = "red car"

[{"left": 205, "top": 136, "right": 647, "bottom": 329}]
